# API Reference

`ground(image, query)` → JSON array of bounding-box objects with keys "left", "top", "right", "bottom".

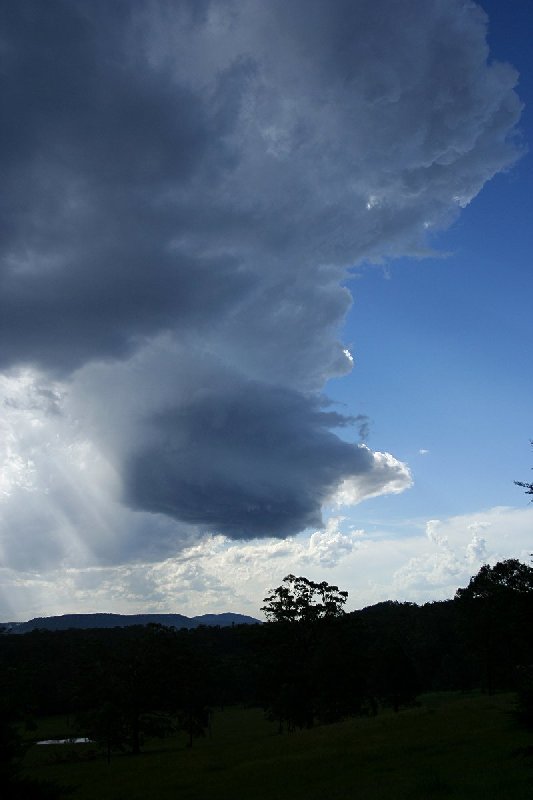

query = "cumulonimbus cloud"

[{"left": 0, "top": 0, "right": 523, "bottom": 568}]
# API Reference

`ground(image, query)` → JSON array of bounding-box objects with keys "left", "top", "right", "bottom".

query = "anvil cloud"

[{"left": 0, "top": 0, "right": 522, "bottom": 572}]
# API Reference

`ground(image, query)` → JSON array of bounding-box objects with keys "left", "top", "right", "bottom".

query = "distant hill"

[{"left": 0, "top": 612, "right": 260, "bottom": 634}]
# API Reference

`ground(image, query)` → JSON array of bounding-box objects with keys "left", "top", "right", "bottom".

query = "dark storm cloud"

[
  {"left": 1, "top": 0, "right": 521, "bottom": 375},
  {"left": 126, "top": 383, "right": 371, "bottom": 537},
  {"left": 0, "top": 0, "right": 250, "bottom": 372},
  {"left": 0, "top": 0, "right": 523, "bottom": 560}
]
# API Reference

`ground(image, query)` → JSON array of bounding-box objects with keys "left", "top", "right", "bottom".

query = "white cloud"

[
  {"left": 387, "top": 506, "right": 532, "bottom": 603},
  {"left": 3, "top": 504, "right": 531, "bottom": 622},
  {"left": 333, "top": 449, "right": 413, "bottom": 506},
  {"left": 466, "top": 533, "right": 488, "bottom": 564},
  {"left": 0, "top": 368, "right": 201, "bottom": 570}
]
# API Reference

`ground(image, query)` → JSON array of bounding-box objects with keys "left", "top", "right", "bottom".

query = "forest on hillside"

[{"left": 1, "top": 559, "right": 532, "bottom": 798}]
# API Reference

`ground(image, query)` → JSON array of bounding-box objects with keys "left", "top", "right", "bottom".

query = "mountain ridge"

[{"left": 0, "top": 611, "right": 261, "bottom": 634}]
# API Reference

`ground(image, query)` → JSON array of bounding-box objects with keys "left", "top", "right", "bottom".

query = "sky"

[{"left": 1, "top": 0, "right": 532, "bottom": 622}]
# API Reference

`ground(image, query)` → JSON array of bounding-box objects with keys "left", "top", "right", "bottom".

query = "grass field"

[{"left": 21, "top": 692, "right": 532, "bottom": 800}]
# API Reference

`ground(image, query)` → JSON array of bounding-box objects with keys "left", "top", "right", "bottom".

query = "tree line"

[{"left": 1, "top": 559, "right": 532, "bottom": 796}]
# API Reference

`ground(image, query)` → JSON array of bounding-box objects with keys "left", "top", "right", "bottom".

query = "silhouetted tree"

[
  {"left": 259, "top": 579, "right": 362, "bottom": 730},
  {"left": 455, "top": 560, "right": 533, "bottom": 694},
  {"left": 75, "top": 624, "right": 182, "bottom": 756},
  {"left": 261, "top": 575, "right": 348, "bottom": 623},
  {"left": 455, "top": 559, "right": 533, "bottom": 600},
  {"left": 174, "top": 638, "right": 213, "bottom": 748},
  {"left": 367, "top": 642, "right": 420, "bottom": 712},
  {"left": 514, "top": 439, "right": 533, "bottom": 498},
  {"left": 0, "top": 701, "right": 68, "bottom": 798},
  {"left": 515, "top": 665, "right": 533, "bottom": 730}
]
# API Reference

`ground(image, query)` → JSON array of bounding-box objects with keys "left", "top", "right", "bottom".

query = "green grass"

[{"left": 21, "top": 693, "right": 532, "bottom": 800}]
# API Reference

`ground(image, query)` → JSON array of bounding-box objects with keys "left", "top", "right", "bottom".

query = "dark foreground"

[{"left": 21, "top": 693, "right": 533, "bottom": 800}]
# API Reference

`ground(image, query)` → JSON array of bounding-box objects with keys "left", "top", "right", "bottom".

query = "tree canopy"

[
  {"left": 261, "top": 575, "right": 348, "bottom": 623},
  {"left": 455, "top": 559, "right": 533, "bottom": 601},
  {"left": 514, "top": 440, "right": 533, "bottom": 498}
]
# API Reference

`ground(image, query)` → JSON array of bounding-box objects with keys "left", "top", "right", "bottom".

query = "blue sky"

[
  {"left": 0, "top": 0, "right": 531, "bottom": 621},
  {"left": 332, "top": 0, "right": 533, "bottom": 525}
]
